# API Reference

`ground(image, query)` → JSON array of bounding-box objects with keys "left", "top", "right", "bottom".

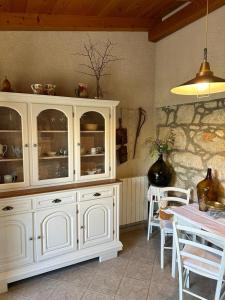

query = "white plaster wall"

[
  {"left": 0, "top": 31, "right": 155, "bottom": 178},
  {"left": 154, "top": 6, "right": 225, "bottom": 107}
]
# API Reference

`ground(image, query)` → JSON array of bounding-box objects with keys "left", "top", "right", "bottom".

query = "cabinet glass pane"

[
  {"left": 0, "top": 107, "right": 24, "bottom": 184},
  {"left": 37, "top": 109, "right": 69, "bottom": 180},
  {"left": 80, "top": 111, "right": 105, "bottom": 176}
]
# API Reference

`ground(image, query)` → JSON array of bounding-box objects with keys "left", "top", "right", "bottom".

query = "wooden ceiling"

[{"left": 0, "top": 0, "right": 224, "bottom": 42}]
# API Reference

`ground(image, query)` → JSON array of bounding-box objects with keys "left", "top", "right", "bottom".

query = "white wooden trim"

[
  {"left": 0, "top": 102, "right": 30, "bottom": 190},
  {"left": 75, "top": 106, "right": 110, "bottom": 182},
  {"left": 110, "top": 106, "right": 116, "bottom": 179},
  {"left": 179, "top": 238, "right": 223, "bottom": 256},
  {"left": 0, "top": 92, "right": 119, "bottom": 107},
  {"left": 30, "top": 104, "right": 74, "bottom": 186}
]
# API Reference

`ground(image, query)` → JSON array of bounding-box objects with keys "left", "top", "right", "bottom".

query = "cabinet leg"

[
  {"left": 0, "top": 280, "right": 8, "bottom": 294},
  {"left": 99, "top": 251, "right": 118, "bottom": 262}
]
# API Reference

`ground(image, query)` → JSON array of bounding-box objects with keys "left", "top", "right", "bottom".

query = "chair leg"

[
  {"left": 147, "top": 205, "right": 152, "bottom": 240},
  {"left": 172, "top": 232, "right": 176, "bottom": 278},
  {"left": 160, "top": 230, "right": 165, "bottom": 269},
  {"left": 184, "top": 269, "right": 190, "bottom": 289},
  {"left": 215, "top": 278, "right": 223, "bottom": 300},
  {"left": 178, "top": 267, "right": 183, "bottom": 300},
  {"left": 147, "top": 200, "right": 153, "bottom": 240}
]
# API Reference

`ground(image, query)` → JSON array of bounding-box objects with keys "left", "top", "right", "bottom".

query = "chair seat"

[
  {"left": 160, "top": 219, "right": 173, "bottom": 233},
  {"left": 182, "top": 245, "right": 222, "bottom": 277}
]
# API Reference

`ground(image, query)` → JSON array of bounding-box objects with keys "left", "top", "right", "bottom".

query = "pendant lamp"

[{"left": 171, "top": 0, "right": 225, "bottom": 97}]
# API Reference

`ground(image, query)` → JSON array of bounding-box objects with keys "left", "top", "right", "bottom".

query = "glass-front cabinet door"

[
  {"left": 31, "top": 104, "right": 73, "bottom": 185},
  {"left": 0, "top": 102, "right": 29, "bottom": 189},
  {"left": 75, "top": 107, "right": 110, "bottom": 181}
]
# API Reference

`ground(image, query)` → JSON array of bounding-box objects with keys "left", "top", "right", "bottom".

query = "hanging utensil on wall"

[
  {"left": 133, "top": 107, "right": 146, "bottom": 159},
  {"left": 116, "top": 108, "right": 128, "bottom": 164},
  {"left": 116, "top": 110, "right": 127, "bottom": 145},
  {"left": 117, "top": 144, "right": 128, "bottom": 164}
]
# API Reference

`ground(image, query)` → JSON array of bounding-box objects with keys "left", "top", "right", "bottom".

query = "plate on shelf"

[
  {"left": 83, "top": 123, "right": 98, "bottom": 131},
  {"left": 47, "top": 151, "right": 57, "bottom": 157},
  {"left": 86, "top": 170, "right": 97, "bottom": 175}
]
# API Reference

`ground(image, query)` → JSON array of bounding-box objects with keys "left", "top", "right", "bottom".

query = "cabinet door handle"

[
  {"left": 81, "top": 226, "right": 84, "bottom": 229},
  {"left": 37, "top": 236, "right": 42, "bottom": 239},
  {"left": 2, "top": 206, "right": 14, "bottom": 211},
  {"left": 93, "top": 193, "right": 101, "bottom": 197},
  {"left": 29, "top": 237, "right": 33, "bottom": 241},
  {"left": 33, "top": 143, "right": 38, "bottom": 147},
  {"left": 24, "top": 144, "right": 29, "bottom": 148},
  {"left": 52, "top": 199, "right": 62, "bottom": 203}
]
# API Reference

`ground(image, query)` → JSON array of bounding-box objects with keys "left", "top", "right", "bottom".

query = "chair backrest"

[
  {"left": 173, "top": 221, "right": 225, "bottom": 279},
  {"left": 157, "top": 187, "right": 191, "bottom": 207}
]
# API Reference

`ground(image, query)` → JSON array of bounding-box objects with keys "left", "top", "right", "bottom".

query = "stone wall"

[{"left": 157, "top": 97, "right": 225, "bottom": 201}]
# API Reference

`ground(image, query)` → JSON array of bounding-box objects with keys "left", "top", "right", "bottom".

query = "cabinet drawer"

[
  {"left": 34, "top": 192, "right": 76, "bottom": 209},
  {"left": 0, "top": 198, "right": 32, "bottom": 216},
  {"left": 78, "top": 187, "right": 113, "bottom": 202}
]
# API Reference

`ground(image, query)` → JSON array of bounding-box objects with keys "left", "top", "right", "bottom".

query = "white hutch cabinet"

[{"left": 0, "top": 92, "right": 122, "bottom": 293}]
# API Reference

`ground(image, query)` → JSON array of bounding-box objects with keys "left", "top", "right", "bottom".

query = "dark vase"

[
  {"left": 197, "top": 168, "right": 217, "bottom": 211},
  {"left": 147, "top": 154, "right": 172, "bottom": 187}
]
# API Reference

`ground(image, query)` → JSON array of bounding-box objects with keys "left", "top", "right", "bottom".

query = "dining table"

[{"left": 167, "top": 202, "right": 225, "bottom": 278}]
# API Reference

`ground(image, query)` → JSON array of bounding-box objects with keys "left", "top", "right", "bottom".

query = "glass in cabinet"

[
  {"left": 31, "top": 104, "right": 73, "bottom": 185},
  {"left": 76, "top": 107, "right": 110, "bottom": 180},
  {"left": 0, "top": 102, "right": 29, "bottom": 189}
]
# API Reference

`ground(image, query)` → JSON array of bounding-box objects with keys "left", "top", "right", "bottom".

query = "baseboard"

[{"left": 120, "top": 221, "right": 147, "bottom": 233}]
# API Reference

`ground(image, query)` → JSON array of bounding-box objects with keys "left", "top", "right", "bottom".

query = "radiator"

[{"left": 119, "top": 176, "right": 148, "bottom": 226}]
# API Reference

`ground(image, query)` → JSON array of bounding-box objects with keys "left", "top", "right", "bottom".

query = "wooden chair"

[
  {"left": 158, "top": 187, "right": 191, "bottom": 269},
  {"left": 173, "top": 221, "right": 225, "bottom": 300},
  {"left": 147, "top": 185, "right": 161, "bottom": 240}
]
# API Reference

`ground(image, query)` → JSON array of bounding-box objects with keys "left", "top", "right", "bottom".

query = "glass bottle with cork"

[{"left": 197, "top": 168, "right": 217, "bottom": 211}]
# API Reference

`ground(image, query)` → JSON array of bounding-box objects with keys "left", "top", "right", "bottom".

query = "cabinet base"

[
  {"left": 0, "top": 241, "right": 123, "bottom": 294},
  {"left": 99, "top": 251, "right": 118, "bottom": 262},
  {"left": 0, "top": 280, "right": 8, "bottom": 294}
]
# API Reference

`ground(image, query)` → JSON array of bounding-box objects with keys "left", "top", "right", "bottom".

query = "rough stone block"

[
  {"left": 202, "top": 108, "right": 225, "bottom": 124},
  {"left": 176, "top": 105, "right": 194, "bottom": 124},
  {"left": 173, "top": 152, "right": 203, "bottom": 170}
]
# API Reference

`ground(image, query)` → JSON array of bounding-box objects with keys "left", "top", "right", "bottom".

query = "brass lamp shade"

[{"left": 171, "top": 48, "right": 225, "bottom": 96}]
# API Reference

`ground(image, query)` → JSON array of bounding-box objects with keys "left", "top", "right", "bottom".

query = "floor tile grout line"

[
  {"left": 146, "top": 246, "right": 158, "bottom": 300},
  {"left": 83, "top": 288, "right": 117, "bottom": 299},
  {"left": 80, "top": 287, "right": 89, "bottom": 300},
  {"left": 114, "top": 247, "right": 133, "bottom": 297}
]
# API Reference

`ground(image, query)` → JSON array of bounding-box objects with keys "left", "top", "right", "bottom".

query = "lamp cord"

[{"left": 204, "top": 0, "right": 209, "bottom": 61}]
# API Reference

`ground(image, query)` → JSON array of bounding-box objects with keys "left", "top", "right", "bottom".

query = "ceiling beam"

[
  {"left": 0, "top": 12, "right": 152, "bottom": 31},
  {"left": 148, "top": 0, "right": 225, "bottom": 42}
]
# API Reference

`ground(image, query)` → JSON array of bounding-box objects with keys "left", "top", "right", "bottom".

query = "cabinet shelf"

[
  {"left": 80, "top": 131, "right": 104, "bottom": 133},
  {"left": 0, "top": 130, "right": 22, "bottom": 133},
  {"left": 39, "top": 156, "right": 68, "bottom": 160},
  {"left": 81, "top": 153, "right": 105, "bottom": 157},
  {"left": 0, "top": 158, "right": 23, "bottom": 162},
  {"left": 38, "top": 130, "right": 68, "bottom": 133}
]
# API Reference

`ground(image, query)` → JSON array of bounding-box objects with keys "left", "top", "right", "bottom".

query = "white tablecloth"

[{"left": 168, "top": 203, "right": 225, "bottom": 238}]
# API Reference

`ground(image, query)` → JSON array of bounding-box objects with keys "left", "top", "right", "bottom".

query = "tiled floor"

[{"left": 0, "top": 227, "right": 216, "bottom": 300}]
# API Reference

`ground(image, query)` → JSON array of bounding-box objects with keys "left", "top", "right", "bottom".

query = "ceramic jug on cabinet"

[{"left": 0, "top": 144, "right": 7, "bottom": 158}]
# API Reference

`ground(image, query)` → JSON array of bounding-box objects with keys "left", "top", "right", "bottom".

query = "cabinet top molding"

[
  {"left": 0, "top": 179, "right": 121, "bottom": 200},
  {"left": 0, "top": 92, "right": 119, "bottom": 107}
]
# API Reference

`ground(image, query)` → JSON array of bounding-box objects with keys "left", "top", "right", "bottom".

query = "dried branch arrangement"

[{"left": 77, "top": 38, "right": 120, "bottom": 98}]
